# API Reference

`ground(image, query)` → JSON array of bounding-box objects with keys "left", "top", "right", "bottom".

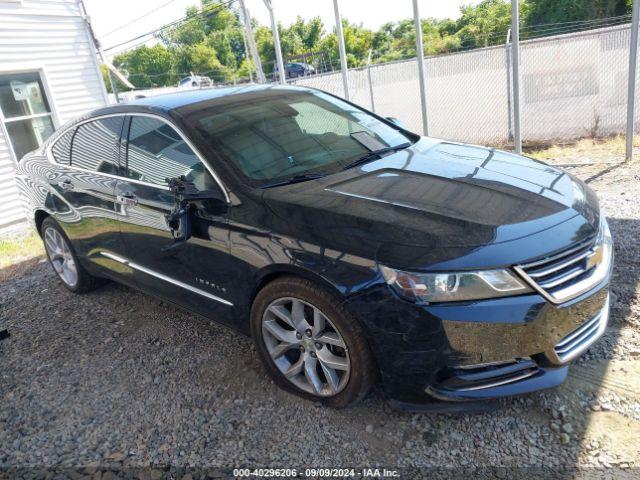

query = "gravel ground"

[{"left": 1, "top": 150, "right": 639, "bottom": 479}]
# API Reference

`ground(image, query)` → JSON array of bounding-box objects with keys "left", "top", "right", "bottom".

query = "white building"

[{"left": 0, "top": 0, "right": 108, "bottom": 229}]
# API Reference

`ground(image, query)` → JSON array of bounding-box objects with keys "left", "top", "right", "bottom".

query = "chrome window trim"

[
  {"left": 100, "top": 251, "right": 233, "bottom": 307},
  {"left": 45, "top": 112, "right": 231, "bottom": 201}
]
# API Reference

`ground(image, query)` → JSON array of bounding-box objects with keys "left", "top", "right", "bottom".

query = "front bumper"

[{"left": 344, "top": 277, "right": 610, "bottom": 405}]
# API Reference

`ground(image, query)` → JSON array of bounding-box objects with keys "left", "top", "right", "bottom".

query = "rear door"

[
  {"left": 114, "top": 114, "right": 236, "bottom": 324},
  {"left": 51, "top": 115, "right": 126, "bottom": 260}
]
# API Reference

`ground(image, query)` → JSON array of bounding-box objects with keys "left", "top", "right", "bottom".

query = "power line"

[
  {"left": 105, "top": 0, "right": 233, "bottom": 52},
  {"left": 126, "top": 67, "right": 232, "bottom": 78},
  {"left": 520, "top": 13, "right": 632, "bottom": 31},
  {"left": 101, "top": 0, "right": 181, "bottom": 37},
  {"left": 105, "top": 4, "right": 223, "bottom": 57},
  {"left": 104, "top": 0, "right": 237, "bottom": 52},
  {"left": 426, "top": 17, "right": 632, "bottom": 55},
  {"left": 521, "top": 18, "right": 631, "bottom": 39},
  {"left": 453, "top": 15, "right": 631, "bottom": 47}
]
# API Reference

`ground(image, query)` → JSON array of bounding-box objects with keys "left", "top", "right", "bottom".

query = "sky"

[{"left": 83, "top": 0, "right": 481, "bottom": 58}]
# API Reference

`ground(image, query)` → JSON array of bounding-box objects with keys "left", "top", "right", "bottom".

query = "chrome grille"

[
  {"left": 553, "top": 295, "right": 609, "bottom": 363},
  {"left": 524, "top": 238, "right": 595, "bottom": 289},
  {"left": 515, "top": 234, "right": 610, "bottom": 304}
]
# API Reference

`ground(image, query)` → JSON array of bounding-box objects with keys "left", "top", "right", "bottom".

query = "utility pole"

[
  {"left": 626, "top": 0, "right": 640, "bottom": 160},
  {"left": 366, "top": 49, "right": 375, "bottom": 112},
  {"left": 333, "top": 0, "right": 350, "bottom": 99},
  {"left": 239, "top": 0, "right": 265, "bottom": 83},
  {"left": 240, "top": 27, "right": 254, "bottom": 83},
  {"left": 412, "top": 0, "right": 429, "bottom": 135},
  {"left": 263, "top": 0, "right": 286, "bottom": 84},
  {"left": 79, "top": 0, "right": 133, "bottom": 103},
  {"left": 505, "top": 29, "right": 513, "bottom": 142},
  {"left": 107, "top": 70, "right": 120, "bottom": 103},
  {"left": 511, "top": 0, "right": 522, "bottom": 154}
]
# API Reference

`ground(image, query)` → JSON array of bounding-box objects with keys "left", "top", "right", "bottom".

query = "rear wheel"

[
  {"left": 251, "top": 276, "right": 376, "bottom": 407},
  {"left": 41, "top": 217, "right": 102, "bottom": 293}
]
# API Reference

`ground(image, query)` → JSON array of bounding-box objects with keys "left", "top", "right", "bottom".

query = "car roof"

[{"left": 89, "top": 84, "right": 316, "bottom": 118}]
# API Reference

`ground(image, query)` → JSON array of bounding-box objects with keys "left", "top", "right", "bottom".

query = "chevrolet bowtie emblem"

[{"left": 586, "top": 245, "right": 604, "bottom": 270}]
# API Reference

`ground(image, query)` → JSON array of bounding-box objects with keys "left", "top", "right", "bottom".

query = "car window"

[
  {"left": 51, "top": 129, "right": 74, "bottom": 165},
  {"left": 188, "top": 90, "right": 413, "bottom": 185},
  {"left": 126, "top": 116, "right": 214, "bottom": 190},
  {"left": 70, "top": 117, "right": 124, "bottom": 174},
  {"left": 291, "top": 101, "right": 352, "bottom": 136}
]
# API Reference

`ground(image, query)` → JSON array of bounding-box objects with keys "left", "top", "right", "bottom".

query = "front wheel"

[{"left": 251, "top": 276, "right": 376, "bottom": 408}]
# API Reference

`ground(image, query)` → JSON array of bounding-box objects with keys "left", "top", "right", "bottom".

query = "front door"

[{"left": 114, "top": 114, "right": 235, "bottom": 324}]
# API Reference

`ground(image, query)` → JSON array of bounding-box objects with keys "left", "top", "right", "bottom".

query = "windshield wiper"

[
  {"left": 260, "top": 173, "right": 326, "bottom": 189},
  {"left": 342, "top": 143, "right": 411, "bottom": 171}
]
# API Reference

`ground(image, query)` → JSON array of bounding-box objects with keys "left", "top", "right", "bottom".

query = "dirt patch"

[{"left": 0, "top": 256, "right": 45, "bottom": 283}]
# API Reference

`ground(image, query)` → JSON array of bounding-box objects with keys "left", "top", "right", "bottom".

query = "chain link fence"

[
  {"left": 519, "top": 25, "right": 631, "bottom": 144},
  {"left": 291, "top": 23, "right": 639, "bottom": 147},
  {"left": 112, "top": 23, "right": 639, "bottom": 148},
  {"left": 637, "top": 25, "right": 640, "bottom": 138}
]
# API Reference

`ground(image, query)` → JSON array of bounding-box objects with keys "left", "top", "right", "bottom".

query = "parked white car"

[{"left": 177, "top": 75, "right": 213, "bottom": 89}]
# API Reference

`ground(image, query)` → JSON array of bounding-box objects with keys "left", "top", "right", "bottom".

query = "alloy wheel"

[
  {"left": 43, "top": 227, "right": 78, "bottom": 288},
  {"left": 261, "top": 297, "right": 351, "bottom": 397}
]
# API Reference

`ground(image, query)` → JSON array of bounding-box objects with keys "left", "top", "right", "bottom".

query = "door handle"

[
  {"left": 116, "top": 192, "right": 138, "bottom": 207},
  {"left": 58, "top": 179, "right": 74, "bottom": 191}
]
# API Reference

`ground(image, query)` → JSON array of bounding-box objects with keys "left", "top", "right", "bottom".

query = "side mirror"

[
  {"left": 166, "top": 176, "right": 226, "bottom": 203},
  {"left": 163, "top": 176, "right": 226, "bottom": 249},
  {"left": 386, "top": 117, "right": 406, "bottom": 129}
]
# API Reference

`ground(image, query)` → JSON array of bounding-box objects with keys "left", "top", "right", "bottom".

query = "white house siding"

[{"left": 0, "top": 0, "right": 108, "bottom": 228}]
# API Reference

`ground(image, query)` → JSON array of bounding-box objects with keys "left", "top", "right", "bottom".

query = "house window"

[{"left": 0, "top": 72, "right": 55, "bottom": 160}]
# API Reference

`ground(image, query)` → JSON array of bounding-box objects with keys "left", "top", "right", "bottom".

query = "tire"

[
  {"left": 41, "top": 217, "right": 103, "bottom": 294},
  {"left": 251, "top": 276, "right": 376, "bottom": 408}
]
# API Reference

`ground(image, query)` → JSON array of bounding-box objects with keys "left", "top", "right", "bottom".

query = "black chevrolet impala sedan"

[{"left": 15, "top": 85, "right": 613, "bottom": 409}]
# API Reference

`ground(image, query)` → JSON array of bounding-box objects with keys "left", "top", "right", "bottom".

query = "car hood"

[{"left": 261, "top": 138, "right": 600, "bottom": 269}]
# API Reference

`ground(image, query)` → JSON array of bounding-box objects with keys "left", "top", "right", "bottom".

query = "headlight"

[
  {"left": 592, "top": 214, "right": 613, "bottom": 271},
  {"left": 600, "top": 215, "right": 612, "bottom": 245},
  {"left": 379, "top": 265, "right": 532, "bottom": 303}
]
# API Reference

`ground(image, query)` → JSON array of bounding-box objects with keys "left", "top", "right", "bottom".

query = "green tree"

[
  {"left": 113, "top": 44, "right": 173, "bottom": 88},
  {"left": 99, "top": 65, "right": 128, "bottom": 94},
  {"left": 255, "top": 17, "right": 327, "bottom": 72},
  {"left": 455, "top": 0, "right": 520, "bottom": 49},
  {"left": 254, "top": 25, "right": 276, "bottom": 72},
  {"left": 288, "top": 16, "right": 325, "bottom": 51},
  {"left": 170, "top": 43, "right": 230, "bottom": 82},
  {"left": 109, "top": 0, "right": 635, "bottom": 88},
  {"left": 159, "top": 0, "right": 244, "bottom": 72},
  {"left": 372, "top": 18, "right": 461, "bottom": 63},
  {"left": 526, "top": 0, "right": 630, "bottom": 26},
  {"left": 159, "top": 5, "right": 206, "bottom": 46},
  {"left": 319, "top": 20, "right": 373, "bottom": 68}
]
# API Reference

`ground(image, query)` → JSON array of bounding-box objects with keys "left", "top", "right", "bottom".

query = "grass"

[
  {"left": 0, "top": 230, "right": 44, "bottom": 269},
  {"left": 528, "top": 135, "right": 640, "bottom": 164}
]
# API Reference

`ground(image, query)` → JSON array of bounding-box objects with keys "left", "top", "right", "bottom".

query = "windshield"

[{"left": 187, "top": 89, "right": 414, "bottom": 187}]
